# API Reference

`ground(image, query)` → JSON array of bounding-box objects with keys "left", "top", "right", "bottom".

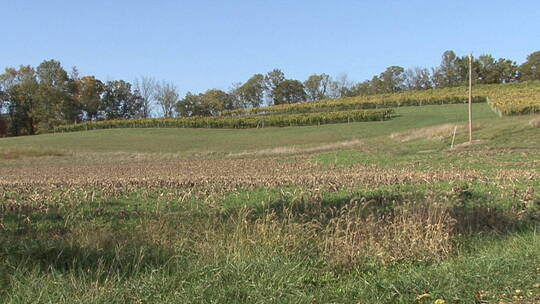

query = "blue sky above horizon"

[{"left": 2, "top": 0, "right": 539, "bottom": 95}]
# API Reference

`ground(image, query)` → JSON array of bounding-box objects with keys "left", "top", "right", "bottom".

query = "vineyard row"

[{"left": 54, "top": 109, "right": 393, "bottom": 133}]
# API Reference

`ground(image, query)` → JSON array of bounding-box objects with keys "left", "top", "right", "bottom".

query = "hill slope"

[{"left": 1, "top": 103, "right": 500, "bottom": 155}]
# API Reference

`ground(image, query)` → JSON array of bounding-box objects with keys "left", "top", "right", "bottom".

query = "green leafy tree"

[
  {"left": 264, "top": 69, "right": 285, "bottom": 104},
  {"left": 203, "top": 89, "right": 235, "bottom": 114},
  {"left": 34, "top": 60, "right": 80, "bottom": 130},
  {"left": 432, "top": 50, "right": 463, "bottom": 88},
  {"left": 476, "top": 54, "right": 498, "bottom": 84},
  {"left": 379, "top": 66, "right": 405, "bottom": 92},
  {"left": 177, "top": 89, "right": 234, "bottom": 117},
  {"left": 472, "top": 55, "right": 519, "bottom": 84},
  {"left": 495, "top": 58, "right": 519, "bottom": 83},
  {"left": 4, "top": 66, "right": 39, "bottom": 135},
  {"left": 347, "top": 80, "right": 372, "bottom": 96},
  {"left": 368, "top": 75, "right": 384, "bottom": 94},
  {"left": 176, "top": 92, "right": 203, "bottom": 117},
  {"left": 102, "top": 80, "right": 144, "bottom": 120},
  {"left": 520, "top": 51, "right": 540, "bottom": 81},
  {"left": 273, "top": 79, "right": 307, "bottom": 105},
  {"left": 78, "top": 76, "right": 104, "bottom": 121},
  {"left": 235, "top": 74, "right": 266, "bottom": 108}
]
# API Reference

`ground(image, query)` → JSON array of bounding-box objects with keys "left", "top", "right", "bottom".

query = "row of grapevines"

[
  {"left": 481, "top": 82, "right": 540, "bottom": 116},
  {"left": 223, "top": 90, "right": 486, "bottom": 117},
  {"left": 53, "top": 109, "right": 393, "bottom": 133},
  {"left": 222, "top": 82, "right": 540, "bottom": 117}
]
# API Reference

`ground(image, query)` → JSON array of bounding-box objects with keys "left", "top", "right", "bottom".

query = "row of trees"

[
  {"left": 344, "top": 51, "right": 526, "bottom": 96},
  {"left": 0, "top": 61, "right": 184, "bottom": 135},
  {"left": 211, "top": 50, "right": 540, "bottom": 110},
  {"left": 1, "top": 50, "right": 539, "bottom": 136}
]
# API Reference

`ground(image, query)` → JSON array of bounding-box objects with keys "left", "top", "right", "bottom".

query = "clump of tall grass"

[
  {"left": 322, "top": 202, "right": 455, "bottom": 265},
  {"left": 136, "top": 198, "right": 457, "bottom": 267}
]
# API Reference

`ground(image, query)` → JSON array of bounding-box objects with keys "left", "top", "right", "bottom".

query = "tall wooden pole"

[{"left": 468, "top": 53, "right": 473, "bottom": 143}]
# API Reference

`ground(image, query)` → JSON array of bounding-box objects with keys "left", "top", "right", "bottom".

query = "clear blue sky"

[{"left": 2, "top": 0, "right": 539, "bottom": 95}]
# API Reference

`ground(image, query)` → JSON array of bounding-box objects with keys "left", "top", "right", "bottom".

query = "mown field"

[{"left": 1, "top": 101, "right": 540, "bottom": 303}]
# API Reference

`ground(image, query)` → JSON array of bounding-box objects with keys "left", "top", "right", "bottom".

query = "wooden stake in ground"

[
  {"left": 468, "top": 53, "right": 473, "bottom": 143},
  {"left": 451, "top": 125, "right": 457, "bottom": 149}
]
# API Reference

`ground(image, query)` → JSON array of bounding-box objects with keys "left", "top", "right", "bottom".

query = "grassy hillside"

[
  {"left": 1, "top": 101, "right": 539, "bottom": 303},
  {"left": 1, "top": 103, "right": 498, "bottom": 155}
]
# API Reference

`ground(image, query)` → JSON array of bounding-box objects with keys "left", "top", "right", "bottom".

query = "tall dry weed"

[{"left": 322, "top": 202, "right": 455, "bottom": 265}]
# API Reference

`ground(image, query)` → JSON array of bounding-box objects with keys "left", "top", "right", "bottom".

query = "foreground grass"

[
  {"left": 1, "top": 104, "right": 539, "bottom": 303},
  {"left": 2, "top": 233, "right": 539, "bottom": 303},
  {"left": 1, "top": 181, "right": 539, "bottom": 303}
]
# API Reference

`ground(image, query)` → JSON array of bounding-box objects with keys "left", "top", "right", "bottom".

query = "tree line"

[{"left": 1, "top": 50, "right": 539, "bottom": 136}]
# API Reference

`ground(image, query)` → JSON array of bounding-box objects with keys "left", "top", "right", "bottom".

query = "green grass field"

[
  {"left": 1, "top": 103, "right": 499, "bottom": 155},
  {"left": 1, "top": 102, "right": 539, "bottom": 303}
]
